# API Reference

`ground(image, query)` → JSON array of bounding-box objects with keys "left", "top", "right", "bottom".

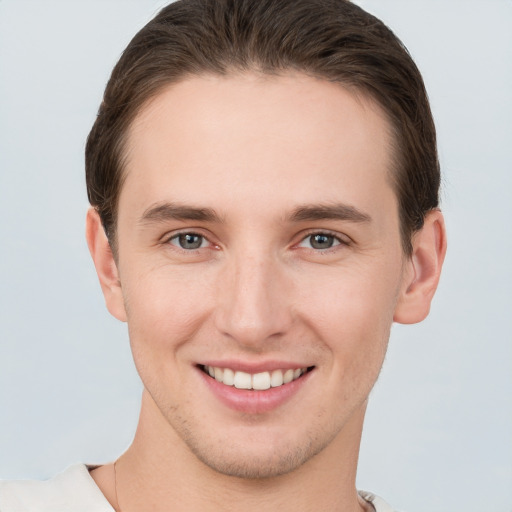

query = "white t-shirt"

[{"left": 0, "top": 464, "right": 398, "bottom": 512}]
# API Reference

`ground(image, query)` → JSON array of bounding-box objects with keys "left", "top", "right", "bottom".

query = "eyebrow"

[
  {"left": 138, "top": 201, "right": 371, "bottom": 226},
  {"left": 139, "top": 202, "right": 223, "bottom": 224},
  {"left": 289, "top": 203, "right": 372, "bottom": 223}
]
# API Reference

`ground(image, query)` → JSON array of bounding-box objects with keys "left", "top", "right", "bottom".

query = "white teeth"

[
  {"left": 233, "top": 371, "right": 252, "bottom": 389},
  {"left": 283, "top": 369, "right": 294, "bottom": 384},
  {"left": 252, "top": 372, "right": 271, "bottom": 390},
  {"left": 223, "top": 367, "right": 235, "bottom": 386},
  {"left": 203, "top": 366, "right": 309, "bottom": 390},
  {"left": 270, "top": 369, "right": 284, "bottom": 387},
  {"left": 214, "top": 367, "right": 223, "bottom": 382}
]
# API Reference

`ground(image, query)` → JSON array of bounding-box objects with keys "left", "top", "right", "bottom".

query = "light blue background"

[{"left": 1, "top": 1, "right": 511, "bottom": 511}]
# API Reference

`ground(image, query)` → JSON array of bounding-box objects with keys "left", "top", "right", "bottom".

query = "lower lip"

[{"left": 197, "top": 367, "right": 313, "bottom": 414}]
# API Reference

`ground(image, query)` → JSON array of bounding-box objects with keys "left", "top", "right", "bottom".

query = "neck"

[{"left": 99, "top": 391, "right": 369, "bottom": 512}]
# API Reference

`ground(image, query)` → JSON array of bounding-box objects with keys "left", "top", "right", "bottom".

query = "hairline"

[{"left": 105, "top": 68, "right": 414, "bottom": 258}]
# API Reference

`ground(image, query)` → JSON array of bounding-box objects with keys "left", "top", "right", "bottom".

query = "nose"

[{"left": 214, "top": 250, "right": 293, "bottom": 348}]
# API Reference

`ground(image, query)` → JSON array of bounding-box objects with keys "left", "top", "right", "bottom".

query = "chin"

[
  {"left": 171, "top": 415, "right": 340, "bottom": 480},
  {"left": 189, "top": 437, "right": 322, "bottom": 479}
]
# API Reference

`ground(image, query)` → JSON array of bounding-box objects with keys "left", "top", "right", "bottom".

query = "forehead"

[{"left": 120, "top": 72, "right": 395, "bottom": 221}]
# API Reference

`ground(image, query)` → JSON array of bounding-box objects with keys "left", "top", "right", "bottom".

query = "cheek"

[
  {"left": 304, "top": 280, "right": 394, "bottom": 410},
  {"left": 297, "top": 261, "right": 401, "bottom": 364},
  {"left": 121, "top": 266, "right": 216, "bottom": 362},
  {"left": 121, "top": 271, "right": 213, "bottom": 408}
]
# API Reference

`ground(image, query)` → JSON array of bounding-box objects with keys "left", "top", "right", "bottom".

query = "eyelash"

[
  {"left": 164, "top": 230, "right": 349, "bottom": 253},
  {"left": 296, "top": 230, "right": 349, "bottom": 252},
  {"left": 165, "top": 231, "right": 213, "bottom": 251}
]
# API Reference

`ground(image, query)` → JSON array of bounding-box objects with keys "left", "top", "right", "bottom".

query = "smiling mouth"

[{"left": 200, "top": 365, "right": 314, "bottom": 390}]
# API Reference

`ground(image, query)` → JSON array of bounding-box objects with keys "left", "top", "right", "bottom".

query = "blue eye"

[
  {"left": 169, "top": 233, "right": 207, "bottom": 250},
  {"left": 300, "top": 233, "right": 341, "bottom": 250}
]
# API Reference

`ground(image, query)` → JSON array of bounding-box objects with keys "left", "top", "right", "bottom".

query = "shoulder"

[
  {"left": 0, "top": 464, "right": 114, "bottom": 512},
  {"left": 359, "top": 490, "right": 403, "bottom": 512}
]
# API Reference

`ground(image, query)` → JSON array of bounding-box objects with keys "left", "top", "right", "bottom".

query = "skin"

[{"left": 87, "top": 72, "right": 446, "bottom": 512}]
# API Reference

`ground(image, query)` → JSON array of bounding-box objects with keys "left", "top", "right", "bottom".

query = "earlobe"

[
  {"left": 393, "top": 210, "right": 447, "bottom": 324},
  {"left": 85, "top": 208, "right": 127, "bottom": 322}
]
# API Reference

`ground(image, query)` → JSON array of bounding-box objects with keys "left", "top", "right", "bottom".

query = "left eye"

[
  {"left": 168, "top": 233, "right": 208, "bottom": 250},
  {"left": 299, "top": 233, "right": 341, "bottom": 250}
]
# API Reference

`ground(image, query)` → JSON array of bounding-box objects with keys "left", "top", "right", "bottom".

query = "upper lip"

[{"left": 198, "top": 359, "right": 313, "bottom": 373}]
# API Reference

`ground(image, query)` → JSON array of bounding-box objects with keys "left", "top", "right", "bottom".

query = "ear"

[
  {"left": 85, "top": 208, "right": 127, "bottom": 322},
  {"left": 393, "top": 209, "right": 447, "bottom": 324}
]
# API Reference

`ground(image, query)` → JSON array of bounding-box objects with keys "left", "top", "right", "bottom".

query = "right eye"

[
  {"left": 168, "top": 232, "right": 209, "bottom": 250},
  {"left": 300, "top": 233, "right": 340, "bottom": 250},
  {"left": 297, "top": 232, "right": 344, "bottom": 251}
]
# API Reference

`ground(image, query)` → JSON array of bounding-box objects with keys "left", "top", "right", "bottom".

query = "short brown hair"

[{"left": 86, "top": 0, "right": 440, "bottom": 255}]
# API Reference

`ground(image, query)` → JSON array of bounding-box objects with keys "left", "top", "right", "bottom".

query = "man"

[{"left": 0, "top": 0, "right": 446, "bottom": 510}]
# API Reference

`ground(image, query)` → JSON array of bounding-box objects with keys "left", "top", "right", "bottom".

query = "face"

[{"left": 112, "top": 73, "right": 409, "bottom": 478}]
